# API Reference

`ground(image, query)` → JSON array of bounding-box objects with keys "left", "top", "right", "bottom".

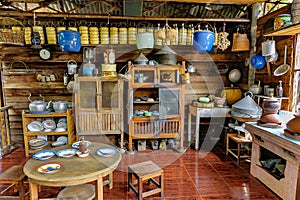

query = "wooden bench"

[
  {"left": 0, "top": 165, "right": 29, "bottom": 200},
  {"left": 128, "top": 161, "right": 164, "bottom": 200}
]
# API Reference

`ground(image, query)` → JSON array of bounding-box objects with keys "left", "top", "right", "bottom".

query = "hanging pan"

[{"left": 274, "top": 45, "right": 290, "bottom": 76}]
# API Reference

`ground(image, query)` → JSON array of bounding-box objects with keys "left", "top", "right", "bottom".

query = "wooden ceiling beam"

[
  {"left": 0, "top": 10, "right": 250, "bottom": 22},
  {"left": 143, "top": 0, "right": 267, "bottom": 5},
  {"left": 2, "top": 0, "right": 267, "bottom": 5}
]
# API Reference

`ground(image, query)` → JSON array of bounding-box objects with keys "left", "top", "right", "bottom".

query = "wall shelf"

[{"left": 264, "top": 23, "right": 300, "bottom": 36}]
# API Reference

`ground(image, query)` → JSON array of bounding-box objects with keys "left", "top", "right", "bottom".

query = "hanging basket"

[{"left": 0, "top": 17, "right": 24, "bottom": 46}]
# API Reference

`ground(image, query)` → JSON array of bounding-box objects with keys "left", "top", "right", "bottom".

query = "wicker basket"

[{"left": 0, "top": 17, "right": 24, "bottom": 46}]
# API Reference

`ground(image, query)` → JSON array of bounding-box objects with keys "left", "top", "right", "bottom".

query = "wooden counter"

[{"left": 245, "top": 123, "right": 300, "bottom": 200}]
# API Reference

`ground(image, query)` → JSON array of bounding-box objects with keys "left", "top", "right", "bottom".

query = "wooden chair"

[
  {"left": 0, "top": 165, "right": 29, "bottom": 200},
  {"left": 128, "top": 161, "right": 164, "bottom": 200}
]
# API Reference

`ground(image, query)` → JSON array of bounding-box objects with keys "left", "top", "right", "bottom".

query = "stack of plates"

[
  {"left": 29, "top": 138, "right": 48, "bottom": 150},
  {"left": 27, "top": 121, "right": 43, "bottom": 132}
]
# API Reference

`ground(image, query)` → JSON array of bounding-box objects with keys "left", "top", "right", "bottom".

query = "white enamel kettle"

[{"left": 249, "top": 80, "right": 262, "bottom": 95}]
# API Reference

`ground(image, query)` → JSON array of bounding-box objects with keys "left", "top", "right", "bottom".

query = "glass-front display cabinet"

[
  {"left": 74, "top": 75, "right": 124, "bottom": 148},
  {"left": 127, "top": 62, "right": 185, "bottom": 151}
]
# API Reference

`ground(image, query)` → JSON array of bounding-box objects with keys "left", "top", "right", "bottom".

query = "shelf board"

[{"left": 264, "top": 23, "right": 300, "bottom": 36}]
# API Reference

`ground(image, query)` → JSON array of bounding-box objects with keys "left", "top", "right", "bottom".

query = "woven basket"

[{"left": 0, "top": 17, "right": 24, "bottom": 46}]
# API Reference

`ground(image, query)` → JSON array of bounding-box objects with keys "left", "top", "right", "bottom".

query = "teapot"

[
  {"left": 249, "top": 80, "right": 262, "bottom": 95},
  {"left": 135, "top": 73, "right": 148, "bottom": 83},
  {"left": 28, "top": 94, "right": 52, "bottom": 113}
]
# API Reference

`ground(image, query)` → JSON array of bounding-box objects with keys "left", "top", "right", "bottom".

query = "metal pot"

[
  {"left": 52, "top": 101, "right": 69, "bottom": 112},
  {"left": 28, "top": 94, "right": 51, "bottom": 113},
  {"left": 262, "top": 40, "right": 276, "bottom": 56},
  {"left": 154, "top": 45, "right": 177, "bottom": 65},
  {"left": 221, "top": 85, "right": 242, "bottom": 105},
  {"left": 133, "top": 52, "right": 149, "bottom": 65},
  {"left": 57, "top": 30, "right": 81, "bottom": 52},
  {"left": 136, "top": 32, "right": 154, "bottom": 49}
]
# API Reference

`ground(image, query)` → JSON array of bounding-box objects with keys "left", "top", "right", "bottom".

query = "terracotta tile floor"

[{"left": 0, "top": 146, "right": 281, "bottom": 200}]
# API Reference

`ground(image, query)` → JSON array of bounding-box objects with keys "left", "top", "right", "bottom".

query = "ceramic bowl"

[
  {"left": 57, "top": 148, "right": 77, "bottom": 158},
  {"left": 32, "top": 150, "right": 56, "bottom": 160},
  {"left": 72, "top": 141, "right": 91, "bottom": 149}
]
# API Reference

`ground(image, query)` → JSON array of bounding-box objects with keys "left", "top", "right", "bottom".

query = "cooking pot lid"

[
  {"left": 232, "top": 94, "right": 262, "bottom": 114},
  {"left": 228, "top": 68, "right": 241, "bottom": 83},
  {"left": 134, "top": 53, "right": 149, "bottom": 62},
  {"left": 155, "top": 45, "right": 177, "bottom": 55}
]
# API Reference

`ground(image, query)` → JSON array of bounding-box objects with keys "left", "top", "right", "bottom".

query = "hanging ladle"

[{"left": 274, "top": 45, "right": 290, "bottom": 76}]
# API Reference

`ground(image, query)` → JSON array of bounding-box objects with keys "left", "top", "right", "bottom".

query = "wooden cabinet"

[
  {"left": 74, "top": 75, "right": 124, "bottom": 148},
  {"left": 22, "top": 109, "right": 75, "bottom": 157},
  {"left": 126, "top": 62, "right": 185, "bottom": 151},
  {"left": 245, "top": 122, "right": 300, "bottom": 200}
]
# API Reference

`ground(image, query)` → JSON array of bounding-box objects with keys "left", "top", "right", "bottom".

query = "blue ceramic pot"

[
  {"left": 57, "top": 30, "right": 81, "bottom": 52},
  {"left": 193, "top": 30, "right": 214, "bottom": 53}
]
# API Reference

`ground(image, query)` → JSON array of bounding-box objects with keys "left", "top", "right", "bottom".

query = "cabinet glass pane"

[
  {"left": 133, "top": 69, "right": 155, "bottom": 84},
  {"left": 159, "top": 69, "right": 179, "bottom": 83},
  {"left": 79, "top": 81, "right": 96, "bottom": 108},
  {"left": 159, "top": 89, "right": 179, "bottom": 118},
  {"left": 101, "top": 81, "right": 119, "bottom": 108}
]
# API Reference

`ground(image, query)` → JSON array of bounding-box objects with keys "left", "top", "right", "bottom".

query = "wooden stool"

[
  {"left": 128, "top": 161, "right": 164, "bottom": 200},
  {"left": 0, "top": 165, "right": 28, "bottom": 200},
  {"left": 57, "top": 184, "right": 95, "bottom": 200},
  {"left": 226, "top": 133, "right": 252, "bottom": 165}
]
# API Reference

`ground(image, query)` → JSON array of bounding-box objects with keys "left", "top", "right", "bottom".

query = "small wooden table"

[
  {"left": 188, "top": 104, "right": 231, "bottom": 150},
  {"left": 23, "top": 142, "right": 121, "bottom": 200}
]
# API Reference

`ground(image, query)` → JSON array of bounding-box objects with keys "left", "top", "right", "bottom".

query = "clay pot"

[
  {"left": 262, "top": 96, "right": 280, "bottom": 114},
  {"left": 259, "top": 113, "right": 282, "bottom": 124},
  {"left": 286, "top": 113, "right": 300, "bottom": 134}
]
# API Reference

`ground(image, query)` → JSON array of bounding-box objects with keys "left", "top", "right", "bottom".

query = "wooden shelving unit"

[{"left": 22, "top": 109, "right": 75, "bottom": 157}]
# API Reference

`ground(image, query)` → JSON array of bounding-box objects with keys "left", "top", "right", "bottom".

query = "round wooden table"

[{"left": 23, "top": 142, "right": 121, "bottom": 200}]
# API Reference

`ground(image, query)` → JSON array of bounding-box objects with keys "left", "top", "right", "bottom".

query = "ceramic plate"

[
  {"left": 57, "top": 148, "right": 77, "bottom": 158},
  {"left": 57, "top": 122, "right": 67, "bottom": 129},
  {"left": 36, "top": 162, "right": 61, "bottom": 174},
  {"left": 42, "top": 119, "right": 56, "bottom": 130},
  {"left": 32, "top": 150, "right": 56, "bottom": 160},
  {"left": 27, "top": 121, "right": 43, "bottom": 132},
  {"left": 96, "top": 148, "right": 116, "bottom": 157},
  {"left": 72, "top": 141, "right": 91, "bottom": 149}
]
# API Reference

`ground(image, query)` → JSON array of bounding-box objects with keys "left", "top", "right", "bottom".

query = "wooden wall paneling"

[
  {"left": 0, "top": 46, "right": 76, "bottom": 145},
  {"left": 0, "top": 41, "right": 249, "bottom": 146},
  {"left": 255, "top": 5, "right": 294, "bottom": 111}
]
